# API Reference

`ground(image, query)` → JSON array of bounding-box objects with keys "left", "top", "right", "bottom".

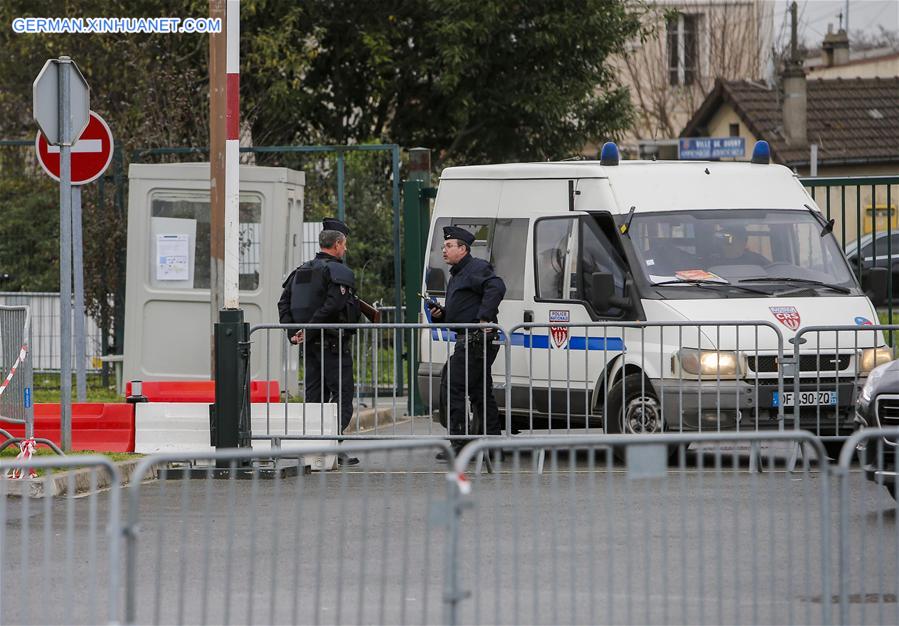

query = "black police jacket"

[
  {"left": 278, "top": 253, "right": 360, "bottom": 331},
  {"left": 443, "top": 254, "right": 506, "bottom": 330}
]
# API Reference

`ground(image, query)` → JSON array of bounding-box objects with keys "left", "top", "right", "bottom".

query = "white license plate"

[{"left": 772, "top": 390, "right": 838, "bottom": 407}]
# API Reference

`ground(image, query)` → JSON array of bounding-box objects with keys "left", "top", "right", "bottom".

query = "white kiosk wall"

[{"left": 123, "top": 163, "right": 305, "bottom": 393}]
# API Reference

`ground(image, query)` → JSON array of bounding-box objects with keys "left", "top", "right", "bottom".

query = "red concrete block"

[
  {"left": 2, "top": 403, "right": 135, "bottom": 453},
  {"left": 123, "top": 380, "right": 280, "bottom": 403}
]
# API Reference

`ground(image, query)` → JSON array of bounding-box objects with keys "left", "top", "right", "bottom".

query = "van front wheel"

[{"left": 605, "top": 374, "right": 665, "bottom": 435}]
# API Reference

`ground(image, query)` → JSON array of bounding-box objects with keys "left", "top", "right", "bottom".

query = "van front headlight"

[
  {"left": 677, "top": 349, "right": 739, "bottom": 378},
  {"left": 859, "top": 346, "right": 893, "bottom": 373}
]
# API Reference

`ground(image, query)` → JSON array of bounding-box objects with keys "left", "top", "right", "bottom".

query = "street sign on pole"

[
  {"left": 32, "top": 56, "right": 92, "bottom": 451},
  {"left": 33, "top": 57, "right": 90, "bottom": 146},
  {"left": 35, "top": 110, "right": 112, "bottom": 403},
  {"left": 36, "top": 111, "right": 113, "bottom": 184}
]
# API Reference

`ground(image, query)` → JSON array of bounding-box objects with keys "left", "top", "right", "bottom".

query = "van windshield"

[{"left": 627, "top": 209, "right": 857, "bottom": 292}]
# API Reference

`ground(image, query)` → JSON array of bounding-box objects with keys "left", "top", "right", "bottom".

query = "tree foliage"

[
  {"left": 0, "top": 0, "right": 646, "bottom": 321},
  {"left": 243, "top": 0, "right": 643, "bottom": 165}
]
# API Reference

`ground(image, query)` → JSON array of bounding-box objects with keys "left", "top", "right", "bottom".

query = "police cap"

[
  {"left": 322, "top": 218, "right": 350, "bottom": 236},
  {"left": 443, "top": 225, "right": 475, "bottom": 247}
]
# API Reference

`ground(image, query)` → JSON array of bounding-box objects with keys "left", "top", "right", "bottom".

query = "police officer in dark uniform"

[
  {"left": 278, "top": 218, "right": 361, "bottom": 464},
  {"left": 428, "top": 226, "right": 506, "bottom": 458}
]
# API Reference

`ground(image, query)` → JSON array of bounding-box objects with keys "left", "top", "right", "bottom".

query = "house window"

[
  {"left": 667, "top": 13, "right": 698, "bottom": 86},
  {"left": 729, "top": 123, "right": 740, "bottom": 137}
]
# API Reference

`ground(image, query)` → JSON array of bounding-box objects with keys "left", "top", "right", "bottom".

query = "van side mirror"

[{"left": 867, "top": 266, "right": 888, "bottom": 306}]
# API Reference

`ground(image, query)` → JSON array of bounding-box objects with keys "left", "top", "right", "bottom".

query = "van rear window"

[{"left": 424, "top": 217, "right": 527, "bottom": 300}]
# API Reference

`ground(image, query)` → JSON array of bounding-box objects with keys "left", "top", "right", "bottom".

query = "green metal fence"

[{"left": 801, "top": 175, "right": 899, "bottom": 325}]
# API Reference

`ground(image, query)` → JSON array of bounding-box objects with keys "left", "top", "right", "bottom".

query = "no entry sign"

[{"left": 36, "top": 110, "right": 113, "bottom": 185}]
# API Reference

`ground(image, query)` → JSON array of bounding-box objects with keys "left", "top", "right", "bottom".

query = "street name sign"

[{"left": 679, "top": 137, "right": 746, "bottom": 160}]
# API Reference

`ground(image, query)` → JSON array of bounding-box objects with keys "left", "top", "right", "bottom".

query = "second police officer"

[
  {"left": 278, "top": 217, "right": 360, "bottom": 465},
  {"left": 428, "top": 226, "right": 506, "bottom": 459}
]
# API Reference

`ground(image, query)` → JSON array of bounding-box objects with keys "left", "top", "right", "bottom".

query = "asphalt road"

[{"left": 1, "top": 438, "right": 897, "bottom": 625}]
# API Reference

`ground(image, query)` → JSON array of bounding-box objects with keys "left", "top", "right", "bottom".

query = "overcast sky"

[{"left": 772, "top": 0, "right": 899, "bottom": 48}]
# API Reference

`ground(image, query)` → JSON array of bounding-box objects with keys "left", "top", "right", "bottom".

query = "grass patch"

[
  {"left": 877, "top": 309, "right": 898, "bottom": 326},
  {"left": 32, "top": 372, "right": 122, "bottom": 403},
  {"left": 0, "top": 446, "right": 140, "bottom": 462},
  {"left": 0, "top": 447, "right": 142, "bottom": 477}
]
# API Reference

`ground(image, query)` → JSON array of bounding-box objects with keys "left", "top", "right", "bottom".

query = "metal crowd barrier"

[
  {"left": 249, "top": 322, "right": 509, "bottom": 442},
  {"left": 0, "top": 433, "right": 897, "bottom": 625},
  {"left": 791, "top": 325, "right": 897, "bottom": 452},
  {"left": 246, "top": 320, "right": 799, "bottom": 444},
  {"left": 123, "top": 439, "right": 453, "bottom": 625},
  {"left": 0, "top": 305, "right": 33, "bottom": 434},
  {"left": 240, "top": 320, "right": 899, "bottom": 449},
  {"left": 836, "top": 428, "right": 899, "bottom": 626},
  {"left": 0, "top": 455, "right": 121, "bottom": 625},
  {"left": 504, "top": 321, "right": 786, "bottom": 438},
  {"left": 449, "top": 431, "right": 833, "bottom": 625}
]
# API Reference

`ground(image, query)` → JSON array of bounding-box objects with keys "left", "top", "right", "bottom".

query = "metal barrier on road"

[
  {"left": 449, "top": 432, "right": 832, "bottom": 626},
  {"left": 243, "top": 319, "right": 899, "bottom": 449},
  {"left": 791, "top": 325, "right": 895, "bottom": 448},
  {"left": 836, "top": 428, "right": 899, "bottom": 626},
  {"left": 1, "top": 305, "right": 33, "bottom": 434},
  {"left": 123, "top": 439, "right": 453, "bottom": 625},
  {"left": 503, "top": 321, "right": 786, "bottom": 438},
  {"left": 2, "top": 432, "right": 898, "bottom": 625},
  {"left": 0, "top": 455, "right": 121, "bottom": 625},
  {"left": 249, "top": 322, "right": 510, "bottom": 442}
]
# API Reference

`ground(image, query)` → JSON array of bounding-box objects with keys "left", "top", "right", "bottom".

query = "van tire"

[{"left": 604, "top": 374, "right": 665, "bottom": 436}]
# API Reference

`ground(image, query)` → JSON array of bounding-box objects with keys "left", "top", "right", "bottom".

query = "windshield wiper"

[
  {"left": 738, "top": 277, "right": 850, "bottom": 294},
  {"left": 804, "top": 204, "right": 835, "bottom": 237},
  {"left": 652, "top": 279, "right": 771, "bottom": 295}
]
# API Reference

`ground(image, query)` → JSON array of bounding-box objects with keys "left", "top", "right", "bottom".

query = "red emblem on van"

[
  {"left": 549, "top": 310, "right": 570, "bottom": 349},
  {"left": 769, "top": 306, "right": 801, "bottom": 330}
]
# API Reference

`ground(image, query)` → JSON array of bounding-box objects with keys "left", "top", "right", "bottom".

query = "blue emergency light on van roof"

[
  {"left": 599, "top": 142, "right": 620, "bottom": 166},
  {"left": 751, "top": 140, "right": 771, "bottom": 164}
]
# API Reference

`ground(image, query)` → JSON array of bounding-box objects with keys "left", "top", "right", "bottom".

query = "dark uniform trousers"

[
  {"left": 441, "top": 333, "right": 502, "bottom": 439},
  {"left": 304, "top": 337, "right": 354, "bottom": 432}
]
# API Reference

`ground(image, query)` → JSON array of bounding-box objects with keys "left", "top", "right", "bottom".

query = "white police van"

[{"left": 417, "top": 142, "right": 892, "bottom": 438}]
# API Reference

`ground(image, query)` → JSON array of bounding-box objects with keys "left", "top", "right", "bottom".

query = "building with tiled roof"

[
  {"left": 681, "top": 76, "right": 899, "bottom": 169},
  {"left": 679, "top": 71, "right": 899, "bottom": 245}
]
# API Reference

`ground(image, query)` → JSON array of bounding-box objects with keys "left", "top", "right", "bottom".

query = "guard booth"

[{"left": 123, "top": 163, "right": 305, "bottom": 393}]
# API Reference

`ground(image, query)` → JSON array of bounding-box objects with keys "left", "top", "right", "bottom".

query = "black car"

[
  {"left": 854, "top": 359, "right": 899, "bottom": 499},
  {"left": 845, "top": 231, "right": 899, "bottom": 295}
]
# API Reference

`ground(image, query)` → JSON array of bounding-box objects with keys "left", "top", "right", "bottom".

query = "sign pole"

[
  {"left": 58, "top": 57, "right": 73, "bottom": 451},
  {"left": 72, "top": 185, "right": 86, "bottom": 401},
  {"left": 33, "top": 55, "right": 90, "bottom": 452}
]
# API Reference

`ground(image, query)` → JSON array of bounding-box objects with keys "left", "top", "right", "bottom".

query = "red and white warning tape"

[
  {"left": 0, "top": 344, "right": 27, "bottom": 398},
  {"left": 6, "top": 437, "right": 37, "bottom": 479}
]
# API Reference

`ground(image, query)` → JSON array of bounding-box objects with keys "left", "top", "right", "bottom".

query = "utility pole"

[
  {"left": 209, "top": 0, "right": 247, "bottom": 461},
  {"left": 209, "top": 0, "right": 227, "bottom": 372}
]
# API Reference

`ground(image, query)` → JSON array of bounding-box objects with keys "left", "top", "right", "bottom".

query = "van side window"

[
  {"left": 425, "top": 218, "right": 452, "bottom": 292},
  {"left": 535, "top": 215, "right": 629, "bottom": 317},
  {"left": 489, "top": 218, "right": 528, "bottom": 300},
  {"left": 535, "top": 217, "right": 576, "bottom": 299},
  {"left": 579, "top": 218, "right": 627, "bottom": 317},
  {"left": 425, "top": 217, "right": 496, "bottom": 294}
]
